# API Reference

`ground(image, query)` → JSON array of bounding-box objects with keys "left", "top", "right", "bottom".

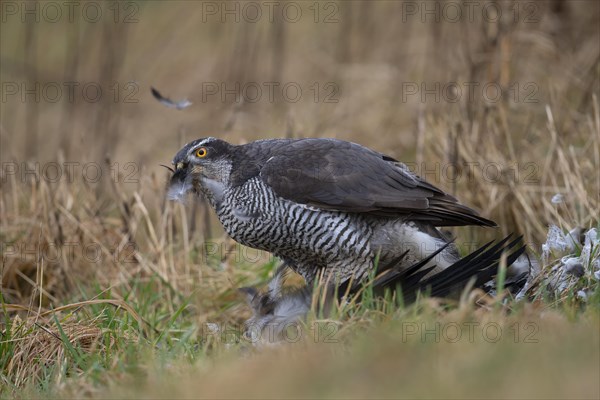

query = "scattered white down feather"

[{"left": 550, "top": 193, "right": 565, "bottom": 204}]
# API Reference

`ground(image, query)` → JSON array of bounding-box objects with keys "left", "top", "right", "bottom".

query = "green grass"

[
  {"left": 2, "top": 257, "right": 599, "bottom": 399},
  {"left": 1, "top": 279, "right": 195, "bottom": 397},
  {"left": 2, "top": 219, "right": 599, "bottom": 399}
]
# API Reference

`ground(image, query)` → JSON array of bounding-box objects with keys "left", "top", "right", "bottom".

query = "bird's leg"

[{"left": 267, "top": 262, "right": 292, "bottom": 298}]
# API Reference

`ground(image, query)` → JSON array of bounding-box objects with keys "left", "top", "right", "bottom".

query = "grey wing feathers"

[{"left": 259, "top": 138, "right": 496, "bottom": 227}]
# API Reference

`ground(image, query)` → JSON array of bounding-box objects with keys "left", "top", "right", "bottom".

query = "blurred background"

[
  {"left": 2, "top": 0, "right": 599, "bottom": 300},
  {"left": 2, "top": 0, "right": 598, "bottom": 156}
]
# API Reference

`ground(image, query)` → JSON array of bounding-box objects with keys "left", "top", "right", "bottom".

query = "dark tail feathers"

[{"left": 366, "top": 234, "right": 526, "bottom": 302}]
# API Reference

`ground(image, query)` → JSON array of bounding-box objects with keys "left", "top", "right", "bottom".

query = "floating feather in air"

[{"left": 151, "top": 87, "right": 192, "bottom": 110}]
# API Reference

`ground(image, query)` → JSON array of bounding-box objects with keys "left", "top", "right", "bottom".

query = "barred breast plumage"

[{"left": 215, "top": 177, "right": 374, "bottom": 284}]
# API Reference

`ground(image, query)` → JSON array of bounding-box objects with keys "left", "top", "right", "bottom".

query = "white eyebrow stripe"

[{"left": 192, "top": 137, "right": 217, "bottom": 150}]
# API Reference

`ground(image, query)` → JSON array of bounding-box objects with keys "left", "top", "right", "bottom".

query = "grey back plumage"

[{"left": 254, "top": 138, "right": 496, "bottom": 227}]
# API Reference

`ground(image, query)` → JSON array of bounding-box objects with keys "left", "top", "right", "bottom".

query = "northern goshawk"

[{"left": 168, "top": 137, "right": 524, "bottom": 293}]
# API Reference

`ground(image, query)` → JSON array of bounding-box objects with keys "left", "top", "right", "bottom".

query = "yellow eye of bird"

[{"left": 196, "top": 147, "right": 207, "bottom": 158}]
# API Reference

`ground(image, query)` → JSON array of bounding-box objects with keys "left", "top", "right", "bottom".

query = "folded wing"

[{"left": 260, "top": 138, "right": 496, "bottom": 227}]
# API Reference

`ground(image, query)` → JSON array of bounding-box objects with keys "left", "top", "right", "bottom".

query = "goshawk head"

[{"left": 167, "top": 137, "right": 234, "bottom": 203}]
